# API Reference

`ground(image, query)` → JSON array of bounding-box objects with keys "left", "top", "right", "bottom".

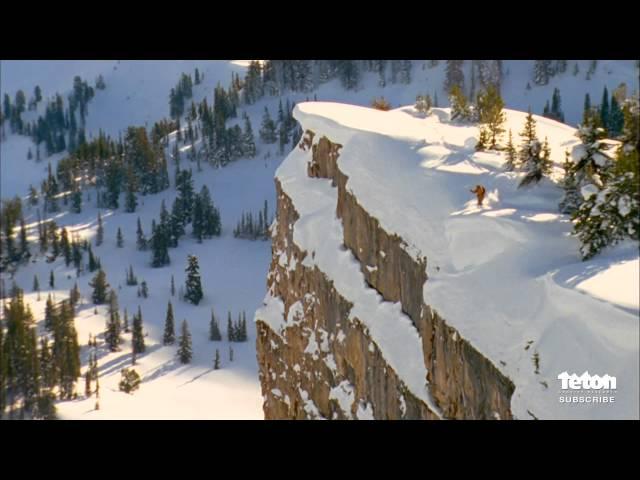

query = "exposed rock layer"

[{"left": 256, "top": 134, "right": 514, "bottom": 419}]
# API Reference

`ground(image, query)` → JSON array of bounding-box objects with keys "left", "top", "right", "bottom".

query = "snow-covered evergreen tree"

[
  {"left": 177, "top": 320, "right": 192, "bottom": 364},
  {"left": 259, "top": 107, "right": 277, "bottom": 144},
  {"left": 415, "top": 94, "right": 432, "bottom": 116},
  {"left": 533, "top": 60, "right": 552, "bottom": 85},
  {"left": 163, "top": 301, "right": 175, "bottom": 345},
  {"left": 95, "top": 212, "right": 104, "bottom": 246},
  {"left": 517, "top": 111, "right": 551, "bottom": 187},
  {"left": 89, "top": 269, "right": 109, "bottom": 304},
  {"left": 105, "top": 289, "right": 121, "bottom": 351},
  {"left": 242, "top": 113, "right": 256, "bottom": 158},
  {"left": 572, "top": 97, "right": 639, "bottom": 259},
  {"left": 136, "top": 217, "right": 147, "bottom": 251},
  {"left": 571, "top": 111, "right": 613, "bottom": 189},
  {"left": 209, "top": 310, "right": 222, "bottom": 341},
  {"left": 184, "top": 255, "right": 203, "bottom": 305},
  {"left": 116, "top": 227, "right": 123, "bottom": 248},
  {"left": 214, "top": 349, "right": 220, "bottom": 369},
  {"left": 559, "top": 151, "right": 582, "bottom": 214},
  {"left": 449, "top": 85, "right": 472, "bottom": 122},
  {"left": 132, "top": 306, "right": 145, "bottom": 354}
]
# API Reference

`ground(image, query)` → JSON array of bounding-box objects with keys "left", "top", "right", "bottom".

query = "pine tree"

[
  {"left": 415, "top": 94, "right": 432, "bottom": 115},
  {"left": 608, "top": 95, "right": 624, "bottom": 137},
  {"left": 139, "top": 280, "right": 148, "bottom": 298},
  {"left": 132, "top": 306, "right": 145, "bottom": 354},
  {"left": 71, "top": 187, "right": 82, "bottom": 213},
  {"left": 175, "top": 169, "right": 195, "bottom": 224},
  {"left": 505, "top": 130, "right": 517, "bottom": 171},
  {"left": 209, "top": 310, "right": 222, "bottom": 341},
  {"left": 583, "top": 93, "right": 592, "bottom": 124},
  {"left": 476, "top": 84, "right": 505, "bottom": 148},
  {"left": 184, "top": 255, "right": 203, "bottom": 305},
  {"left": 520, "top": 108, "right": 537, "bottom": 146},
  {"left": 44, "top": 294, "right": 55, "bottom": 331},
  {"left": 70, "top": 282, "right": 80, "bottom": 306},
  {"left": 48, "top": 222, "right": 59, "bottom": 258},
  {"left": 475, "top": 126, "right": 490, "bottom": 151},
  {"left": 125, "top": 181, "right": 137, "bottom": 213},
  {"left": 126, "top": 265, "right": 138, "bottom": 286},
  {"left": 227, "top": 311, "right": 234, "bottom": 342},
  {"left": 118, "top": 368, "right": 141, "bottom": 393},
  {"left": 28, "top": 185, "right": 39, "bottom": 206},
  {"left": 600, "top": 86, "right": 610, "bottom": 130},
  {"left": 163, "top": 301, "right": 175, "bottom": 345},
  {"left": 572, "top": 98, "right": 639, "bottom": 259},
  {"left": 550, "top": 88, "right": 565, "bottom": 122},
  {"left": 572, "top": 110, "right": 612, "bottom": 188},
  {"left": 517, "top": 110, "right": 551, "bottom": 187},
  {"left": 337, "top": 60, "right": 359, "bottom": 90},
  {"left": 259, "top": 107, "right": 277, "bottom": 144},
  {"left": 449, "top": 85, "right": 472, "bottom": 121},
  {"left": 150, "top": 218, "right": 170, "bottom": 268},
  {"left": 177, "top": 320, "right": 192, "bottom": 364},
  {"left": 89, "top": 269, "right": 109, "bottom": 304},
  {"left": 170, "top": 198, "right": 185, "bottom": 247},
  {"left": 559, "top": 150, "right": 582, "bottom": 214},
  {"left": 49, "top": 269, "right": 55, "bottom": 288},
  {"left": 170, "top": 275, "right": 176, "bottom": 296},
  {"left": 192, "top": 185, "right": 219, "bottom": 241},
  {"left": 277, "top": 99, "right": 289, "bottom": 154},
  {"left": 192, "top": 191, "right": 205, "bottom": 243},
  {"left": 116, "top": 227, "right": 124, "bottom": 248},
  {"left": 229, "top": 346, "right": 234, "bottom": 362},
  {"left": 39, "top": 335, "right": 54, "bottom": 390},
  {"left": 445, "top": 60, "right": 465, "bottom": 93},
  {"left": 123, "top": 308, "right": 129, "bottom": 333},
  {"left": 242, "top": 113, "right": 257, "bottom": 158},
  {"left": 213, "top": 349, "right": 220, "bottom": 369},
  {"left": 533, "top": 60, "right": 552, "bottom": 85},
  {"left": 33, "top": 274, "right": 40, "bottom": 293},
  {"left": 520, "top": 136, "right": 552, "bottom": 188},
  {"left": 136, "top": 217, "right": 147, "bottom": 251},
  {"left": 18, "top": 216, "right": 30, "bottom": 262},
  {"left": 96, "top": 212, "right": 104, "bottom": 246},
  {"left": 51, "top": 299, "right": 81, "bottom": 400},
  {"left": 239, "top": 311, "right": 247, "bottom": 341},
  {"left": 105, "top": 289, "right": 122, "bottom": 352}
]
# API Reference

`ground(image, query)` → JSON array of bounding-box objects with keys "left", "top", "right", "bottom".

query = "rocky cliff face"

[{"left": 256, "top": 133, "right": 515, "bottom": 420}]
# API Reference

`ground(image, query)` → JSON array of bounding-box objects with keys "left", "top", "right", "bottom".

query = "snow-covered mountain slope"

[
  {"left": 2, "top": 60, "right": 272, "bottom": 419},
  {"left": 2, "top": 60, "right": 637, "bottom": 201},
  {"left": 1, "top": 60, "right": 248, "bottom": 199},
  {"left": 8, "top": 151, "right": 278, "bottom": 419},
  {"left": 261, "top": 102, "right": 638, "bottom": 419},
  {"left": 1, "top": 60, "right": 638, "bottom": 420}
]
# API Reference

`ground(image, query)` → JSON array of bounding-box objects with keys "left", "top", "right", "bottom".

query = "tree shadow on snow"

[
  {"left": 141, "top": 356, "right": 184, "bottom": 383},
  {"left": 96, "top": 343, "right": 163, "bottom": 378}
]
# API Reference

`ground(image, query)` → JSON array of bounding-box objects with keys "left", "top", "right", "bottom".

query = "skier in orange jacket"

[{"left": 470, "top": 185, "right": 486, "bottom": 206}]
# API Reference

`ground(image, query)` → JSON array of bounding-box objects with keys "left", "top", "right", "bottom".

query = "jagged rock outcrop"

[{"left": 256, "top": 133, "right": 514, "bottom": 420}]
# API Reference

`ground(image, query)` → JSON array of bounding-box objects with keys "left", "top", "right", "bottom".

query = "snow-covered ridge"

[{"left": 284, "top": 102, "right": 639, "bottom": 419}]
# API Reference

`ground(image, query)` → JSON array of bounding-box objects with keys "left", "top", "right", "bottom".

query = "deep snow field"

[
  {"left": 1, "top": 60, "right": 638, "bottom": 419},
  {"left": 278, "top": 102, "right": 638, "bottom": 419}
]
